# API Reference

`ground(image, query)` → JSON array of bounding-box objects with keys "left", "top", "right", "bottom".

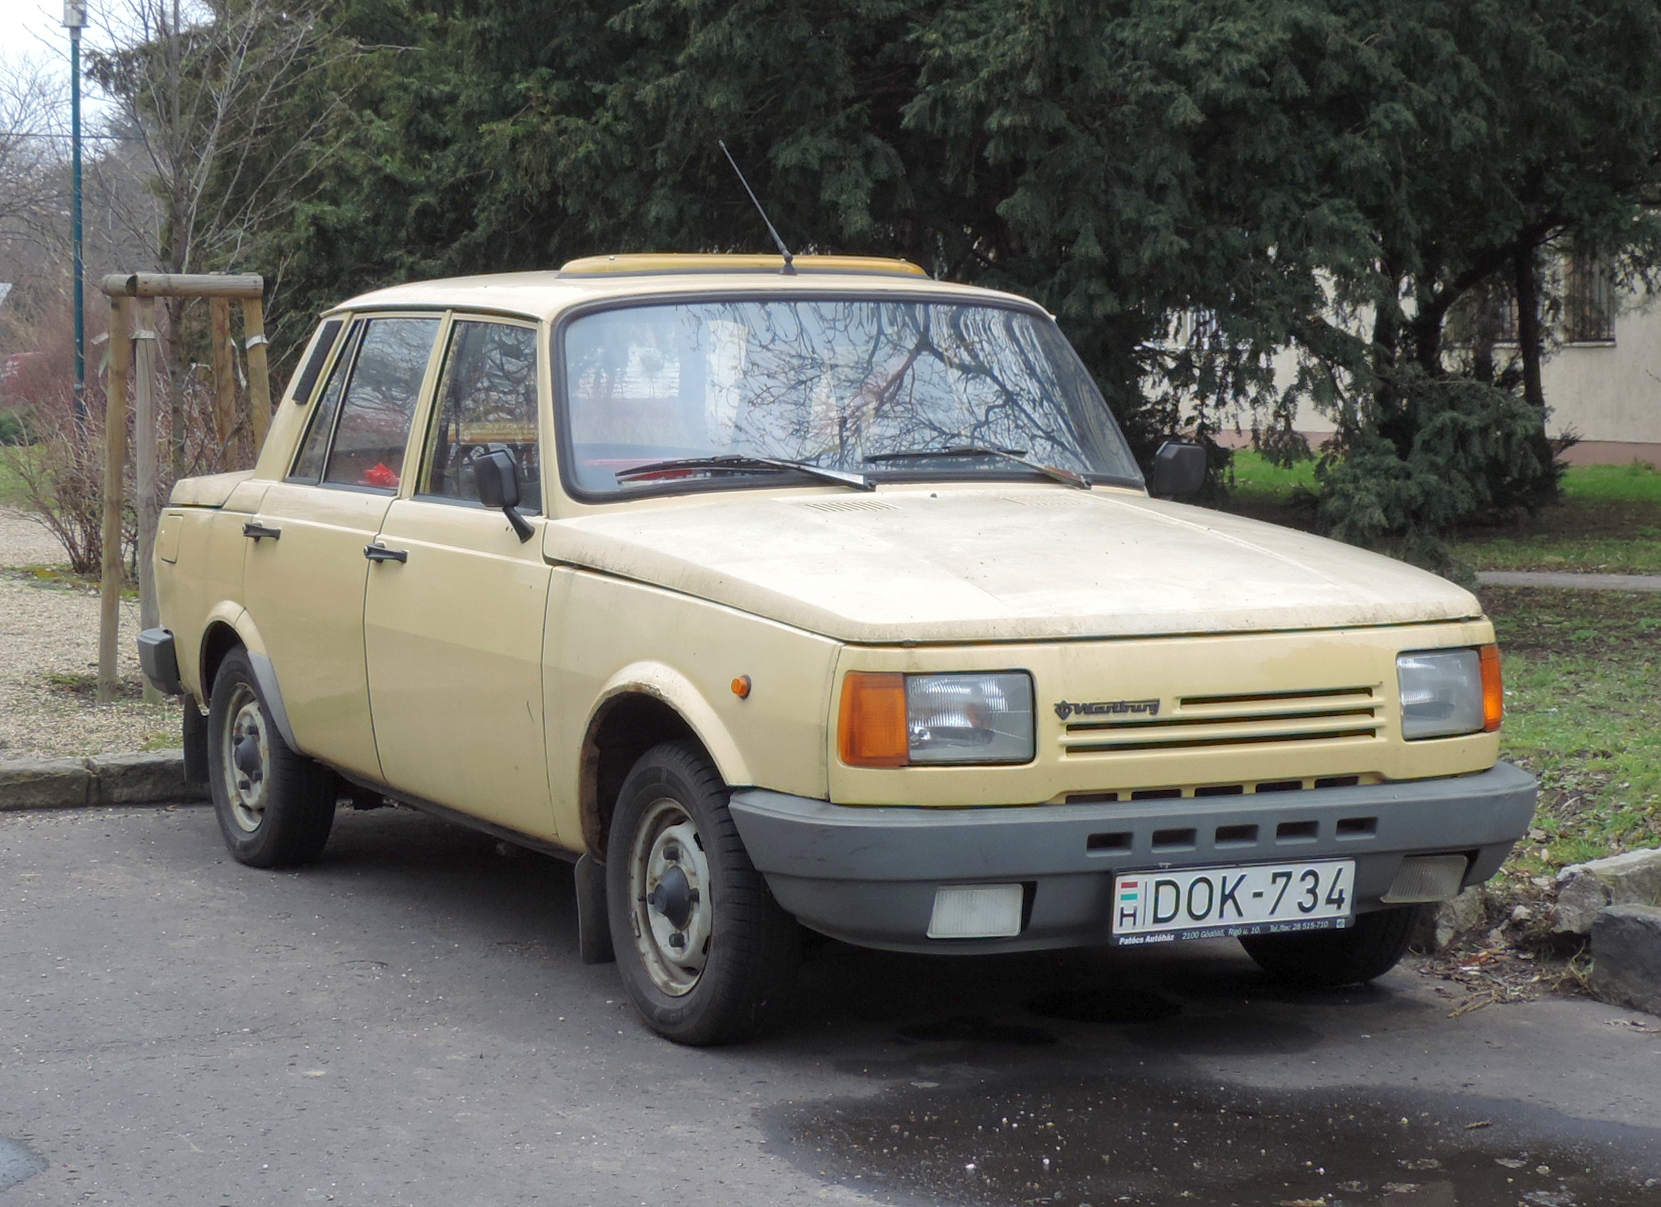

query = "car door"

[
  {"left": 242, "top": 314, "right": 442, "bottom": 781},
  {"left": 361, "top": 317, "right": 558, "bottom": 839}
]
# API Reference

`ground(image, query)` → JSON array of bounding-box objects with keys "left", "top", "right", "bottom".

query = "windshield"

[{"left": 558, "top": 296, "right": 1142, "bottom": 496}]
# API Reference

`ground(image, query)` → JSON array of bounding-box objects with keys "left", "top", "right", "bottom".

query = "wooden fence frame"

[{"left": 97, "top": 272, "right": 269, "bottom": 704}]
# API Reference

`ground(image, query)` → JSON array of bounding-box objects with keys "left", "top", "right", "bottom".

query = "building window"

[{"left": 1563, "top": 252, "right": 1615, "bottom": 343}]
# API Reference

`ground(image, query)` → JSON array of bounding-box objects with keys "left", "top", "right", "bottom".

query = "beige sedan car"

[{"left": 139, "top": 255, "right": 1536, "bottom": 1043}]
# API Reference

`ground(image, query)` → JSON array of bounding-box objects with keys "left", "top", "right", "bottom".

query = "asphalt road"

[{"left": 3, "top": 805, "right": 1659, "bottom": 1207}]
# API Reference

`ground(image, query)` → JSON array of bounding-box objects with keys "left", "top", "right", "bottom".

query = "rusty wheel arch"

[{"left": 578, "top": 691, "right": 705, "bottom": 859}]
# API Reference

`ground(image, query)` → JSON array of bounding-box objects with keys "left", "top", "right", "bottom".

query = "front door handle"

[
  {"left": 242, "top": 521, "right": 282, "bottom": 542},
  {"left": 363, "top": 543, "right": 408, "bottom": 564}
]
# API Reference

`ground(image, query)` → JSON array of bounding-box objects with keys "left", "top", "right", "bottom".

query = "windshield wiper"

[
  {"left": 614, "top": 454, "right": 874, "bottom": 491},
  {"left": 865, "top": 445, "right": 1091, "bottom": 489}
]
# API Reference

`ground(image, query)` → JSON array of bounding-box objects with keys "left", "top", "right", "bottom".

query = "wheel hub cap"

[{"left": 647, "top": 863, "right": 695, "bottom": 931}]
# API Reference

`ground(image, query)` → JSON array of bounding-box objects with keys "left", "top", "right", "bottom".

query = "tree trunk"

[
  {"left": 1513, "top": 245, "right": 1545, "bottom": 417},
  {"left": 1513, "top": 243, "right": 1559, "bottom": 502},
  {"left": 1369, "top": 278, "right": 1409, "bottom": 457}
]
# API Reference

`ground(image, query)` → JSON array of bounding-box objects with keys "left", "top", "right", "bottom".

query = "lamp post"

[{"left": 63, "top": 1, "right": 88, "bottom": 428}]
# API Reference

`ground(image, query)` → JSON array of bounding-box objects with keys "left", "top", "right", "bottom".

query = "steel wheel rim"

[
  {"left": 627, "top": 797, "right": 713, "bottom": 996},
  {"left": 222, "top": 682, "right": 270, "bottom": 833}
]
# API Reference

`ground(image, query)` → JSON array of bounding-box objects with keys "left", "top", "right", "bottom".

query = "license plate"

[{"left": 1110, "top": 859, "right": 1355, "bottom": 945}]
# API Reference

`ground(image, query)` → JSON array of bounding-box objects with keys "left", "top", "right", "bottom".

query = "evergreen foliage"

[{"left": 92, "top": 0, "right": 1661, "bottom": 564}]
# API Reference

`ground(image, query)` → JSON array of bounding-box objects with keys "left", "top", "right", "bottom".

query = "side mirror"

[
  {"left": 473, "top": 447, "right": 535, "bottom": 542},
  {"left": 1149, "top": 440, "right": 1206, "bottom": 498}
]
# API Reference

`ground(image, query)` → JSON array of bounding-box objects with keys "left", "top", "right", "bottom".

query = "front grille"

[{"left": 1060, "top": 686, "right": 1382, "bottom": 758}]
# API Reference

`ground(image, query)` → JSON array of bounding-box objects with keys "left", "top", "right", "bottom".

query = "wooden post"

[
  {"left": 133, "top": 298, "right": 162, "bottom": 705},
  {"left": 210, "top": 296, "right": 235, "bottom": 455},
  {"left": 97, "top": 296, "right": 133, "bottom": 705},
  {"left": 241, "top": 295, "right": 272, "bottom": 457}
]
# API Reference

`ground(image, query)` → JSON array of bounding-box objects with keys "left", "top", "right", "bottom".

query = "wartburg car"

[{"left": 139, "top": 254, "right": 1537, "bottom": 1044}]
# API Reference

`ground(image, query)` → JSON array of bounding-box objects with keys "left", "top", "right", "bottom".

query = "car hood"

[{"left": 542, "top": 485, "right": 1481, "bottom": 643}]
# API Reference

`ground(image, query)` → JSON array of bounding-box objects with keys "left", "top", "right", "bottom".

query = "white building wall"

[
  {"left": 1537, "top": 290, "right": 1661, "bottom": 449},
  {"left": 1279, "top": 288, "right": 1661, "bottom": 463}
]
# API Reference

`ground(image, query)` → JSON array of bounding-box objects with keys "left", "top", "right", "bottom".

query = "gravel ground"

[{"left": 0, "top": 508, "right": 178, "bottom": 760}]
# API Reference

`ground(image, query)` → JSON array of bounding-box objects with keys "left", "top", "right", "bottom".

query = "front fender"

[{"left": 592, "top": 661, "right": 753, "bottom": 787}]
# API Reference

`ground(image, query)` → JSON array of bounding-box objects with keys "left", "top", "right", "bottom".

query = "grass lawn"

[
  {"left": 1223, "top": 449, "right": 1661, "bottom": 574},
  {"left": 1481, "top": 586, "right": 1661, "bottom": 885}
]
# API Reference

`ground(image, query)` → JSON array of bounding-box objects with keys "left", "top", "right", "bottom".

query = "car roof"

[{"left": 328, "top": 255, "right": 1039, "bottom": 322}]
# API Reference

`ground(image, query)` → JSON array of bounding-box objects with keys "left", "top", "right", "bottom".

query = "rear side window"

[
  {"left": 418, "top": 320, "right": 541, "bottom": 511},
  {"left": 289, "top": 319, "right": 344, "bottom": 406},
  {"left": 317, "top": 317, "right": 440, "bottom": 491},
  {"left": 289, "top": 322, "right": 361, "bottom": 482}
]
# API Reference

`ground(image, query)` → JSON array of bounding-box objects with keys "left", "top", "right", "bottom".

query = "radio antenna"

[{"left": 718, "top": 139, "right": 794, "bottom": 273}]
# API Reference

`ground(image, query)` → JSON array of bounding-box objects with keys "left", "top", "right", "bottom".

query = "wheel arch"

[
  {"left": 578, "top": 668, "right": 750, "bottom": 859},
  {"left": 197, "top": 607, "right": 300, "bottom": 752}
]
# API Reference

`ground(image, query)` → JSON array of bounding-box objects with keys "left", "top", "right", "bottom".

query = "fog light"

[
  {"left": 927, "top": 884, "right": 1023, "bottom": 939},
  {"left": 1381, "top": 854, "right": 1469, "bottom": 903}
]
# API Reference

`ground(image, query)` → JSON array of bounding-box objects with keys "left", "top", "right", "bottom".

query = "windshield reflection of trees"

[{"left": 564, "top": 300, "right": 1135, "bottom": 491}]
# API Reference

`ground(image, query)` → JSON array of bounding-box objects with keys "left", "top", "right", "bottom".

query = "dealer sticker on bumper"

[{"left": 1111, "top": 859, "right": 1355, "bottom": 945}]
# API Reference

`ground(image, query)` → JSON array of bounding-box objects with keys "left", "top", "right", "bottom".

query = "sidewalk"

[{"left": 1476, "top": 570, "right": 1661, "bottom": 592}]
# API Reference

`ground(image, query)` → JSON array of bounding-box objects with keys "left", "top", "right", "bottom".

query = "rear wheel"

[
  {"left": 1239, "top": 904, "right": 1423, "bottom": 987},
  {"left": 606, "top": 741, "right": 799, "bottom": 1045},
  {"left": 207, "top": 648, "right": 336, "bottom": 867}
]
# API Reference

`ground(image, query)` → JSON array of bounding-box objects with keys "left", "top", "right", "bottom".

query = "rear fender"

[{"left": 198, "top": 605, "right": 300, "bottom": 752}]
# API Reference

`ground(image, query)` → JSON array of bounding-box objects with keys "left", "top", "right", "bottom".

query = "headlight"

[
  {"left": 839, "top": 671, "right": 1034, "bottom": 766},
  {"left": 1397, "top": 646, "right": 1502, "bottom": 739}
]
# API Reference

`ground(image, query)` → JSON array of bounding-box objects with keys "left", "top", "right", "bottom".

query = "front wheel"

[
  {"left": 1239, "top": 904, "right": 1424, "bottom": 988},
  {"left": 606, "top": 741, "right": 799, "bottom": 1045},
  {"left": 207, "top": 648, "right": 336, "bottom": 868}
]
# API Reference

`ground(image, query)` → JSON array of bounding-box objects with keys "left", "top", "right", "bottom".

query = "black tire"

[
  {"left": 605, "top": 741, "right": 800, "bottom": 1045},
  {"left": 1239, "top": 904, "right": 1423, "bottom": 988},
  {"left": 206, "top": 648, "right": 336, "bottom": 868}
]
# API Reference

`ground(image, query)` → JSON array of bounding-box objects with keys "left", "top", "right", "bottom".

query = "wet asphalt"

[{"left": 2, "top": 805, "right": 1658, "bottom": 1206}]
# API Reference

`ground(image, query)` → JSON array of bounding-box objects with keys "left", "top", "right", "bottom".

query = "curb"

[
  {"left": 1476, "top": 570, "right": 1661, "bottom": 592},
  {"left": 0, "top": 750, "right": 208, "bottom": 811}
]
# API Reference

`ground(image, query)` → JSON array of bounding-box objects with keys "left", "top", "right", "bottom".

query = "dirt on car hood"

[{"left": 542, "top": 484, "right": 1481, "bottom": 643}]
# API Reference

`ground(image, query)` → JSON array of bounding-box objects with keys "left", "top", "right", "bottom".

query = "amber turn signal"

[
  {"left": 1480, "top": 644, "right": 1503, "bottom": 732},
  {"left": 838, "top": 672, "right": 909, "bottom": 767},
  {"left": 731, "top": 675, "right": 751, "bottom": 699}
]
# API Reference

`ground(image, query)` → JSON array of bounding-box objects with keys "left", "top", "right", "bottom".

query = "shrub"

[
  {"left": 0, "top": 408, "right": 34, "bottom": 445},
  {"left": 0, "top": 298, "right": 239, "bottom": 575},
  {"left": 1315, "top": 372, "right": 1560, "bottom": 573}
]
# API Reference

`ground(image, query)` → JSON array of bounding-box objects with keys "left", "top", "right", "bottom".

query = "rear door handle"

[
  {"left": 363, "top": 543, "right": 408, "bottom": 564},
  {"left": 242, "top": 522, "right": 282, "bottom": 542}
]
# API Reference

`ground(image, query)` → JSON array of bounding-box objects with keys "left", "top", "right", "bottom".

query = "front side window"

[
  {"left": 559, "top": 297, "right": 1141, "bottom": 497},
  {"left": 320, "top": 317, "right": 441, "bottom": 491},
  {"left": 418, "top": 320, "right": 541, "bottom": 511}
]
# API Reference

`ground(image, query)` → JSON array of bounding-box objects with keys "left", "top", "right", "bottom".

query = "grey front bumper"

[{"left": 728, "top": 761, "right": 1538, "bottom": 954}]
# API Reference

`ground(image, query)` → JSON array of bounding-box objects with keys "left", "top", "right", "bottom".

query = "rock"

[
  {"left": 0, "top": 757, "right": 93, "bottom": 810},
  {"left": 88, "top": 751, "right": 206, "bottom": 805},
  {"left": 1411, "top": 886, "right": 1486, "bottom": 952},
  {"left": 1552, "top": 850, "right": 1661, "bottom": 935},
  {"left": 1589, "top": 904, "right": 1661, "bottom": 1017},
  {"left": 1509, "top": 905, "right": 1534, "bottom": 925}
]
